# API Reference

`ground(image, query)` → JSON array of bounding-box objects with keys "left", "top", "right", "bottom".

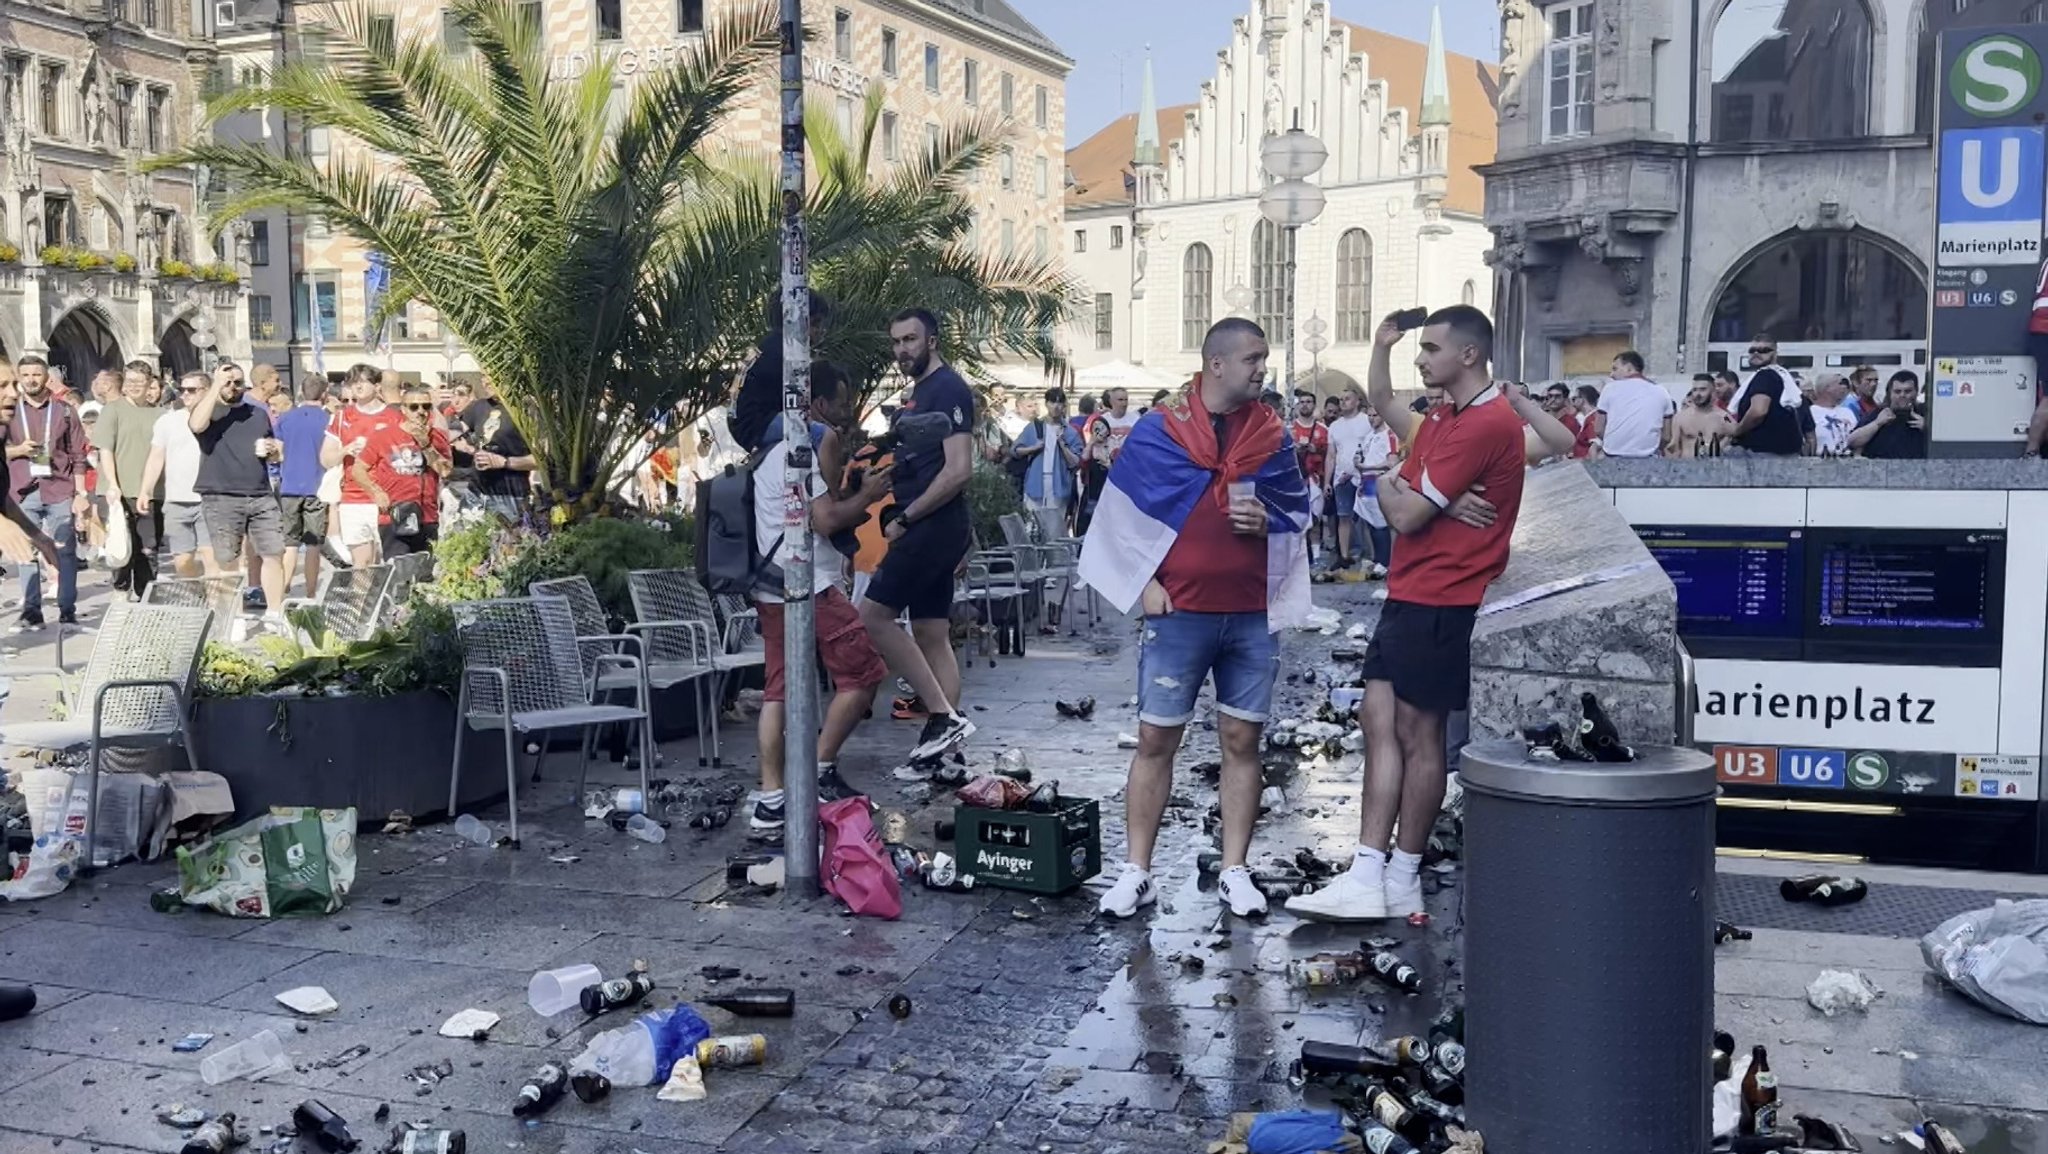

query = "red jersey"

[
  {"left": 1387, "top": 387, "right": 1527, "bottom": 608},
  {"left": 362, "top": 423, "right": 450, "bottom": 524},
  {"left": 1290, "top": 418, "right": 1329, "bottom": 482},
  {"left": 332, "top": 403, "right": 402, "bottom": 504},
  {"left": 1155, "top": 404, "right": 1266, "bottom": 614}
]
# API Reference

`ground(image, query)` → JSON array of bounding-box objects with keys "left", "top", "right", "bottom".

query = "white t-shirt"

[
  {"left": 1809, "top": 403, "right": 1856, "bottom": 455},
  {"left": 1326, "top": 413, "right": 1376, "bottom": 481},
  {"left": 150, "top": 408, "right": 205, "bottom": 503},
  {"left": 1102, "top": 410, "right": 1141, "bottom": 457},
  {"left": 751, "top": 437, "right": 840, "bottom": 604},
  {"left": 1596, "top": 377, "right": 1677, "bottom": 458}
]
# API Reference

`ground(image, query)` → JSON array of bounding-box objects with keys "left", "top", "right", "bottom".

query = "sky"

[{"left": 1019, "top": 0, "right": 1503, "bottom": 148}]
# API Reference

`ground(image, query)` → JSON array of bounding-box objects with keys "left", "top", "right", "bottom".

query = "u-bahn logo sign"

[{"left": 1951, "top": 34, "right": 2042, "bottom": 117}]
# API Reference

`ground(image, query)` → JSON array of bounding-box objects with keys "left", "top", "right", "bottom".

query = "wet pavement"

[{"left": 4, "top": 571, "right": 2048, "bottom": 1152}]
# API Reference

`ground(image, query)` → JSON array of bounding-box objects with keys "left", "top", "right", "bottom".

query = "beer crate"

[{"left": 952, "top": 797, "right": 1101, "bottom": 895}]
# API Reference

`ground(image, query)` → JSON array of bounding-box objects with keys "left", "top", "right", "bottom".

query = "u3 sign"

[{"left": 1713, "top": 746, "right": 1850, "bottom": 789}]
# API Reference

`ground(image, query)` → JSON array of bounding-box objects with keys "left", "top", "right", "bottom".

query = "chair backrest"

[
  {"left": 531, "top": 576, "right": 611, "bottom": 680},
  {"left": 711, "top": 592, "right": 762, "bottom": 653},
  {"left": 452, "top": 597, "right": 587, "bottom": 717},
  {"left": 627, "top": 568, "right": 718, "bottom": 665},
  {"left": 321, "top": 563, "right": 395, "bottom": 641},
  {"left": 1031, "top": 506, "right": 1070, "bottom": 543},
  {"left": 387, "top": 551, "right": 435, "bottom": 598},
  {"left": 998, "top": 513, "right": 1032, "bottom": 548},
  {"left": 143, "top": 575, "right": 244, "bottom": 642},
  {"left": 75, "top": 603, "right": 213, "bottom": 732}
]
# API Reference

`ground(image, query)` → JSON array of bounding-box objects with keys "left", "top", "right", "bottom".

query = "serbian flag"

[{"left": 1077, "top": 380, "right": 1313, "bottom": 631}]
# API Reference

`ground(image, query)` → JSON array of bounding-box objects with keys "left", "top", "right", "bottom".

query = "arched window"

[
  {"left": 1250, "top": 220, "right": 1294, "bottom": 346},
  {"left": 1335, "top": 229, "right": 1373, "bottom": 343},
  {"left": 1461, "top": 279, "right": 1477, "bottom": 306},
  {"left": 1181, "top": 242, "right": 1213, "bottom": 351},
  {"left": 1914, "top": 2, "right": 2048, "bottom": 132},
  {"left": 1708, "top": 230, "right": 1926, "bottom": 344},
  {"left": 1710, "top": 0, "right": 1873, "bottom": 143}
]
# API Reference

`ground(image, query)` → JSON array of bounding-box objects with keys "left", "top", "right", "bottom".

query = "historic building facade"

[
  {"left": 1063, "top": 0, "right": 1498, "bottom": 394},
  {"left": 216, "top": 0, "right": 1069, "bottom": 388},
  {"left": 1482, "top": 0, "right": 2043, "bottom": 385},
  {"left": 0, "top": 0, "right": 249, "bottom": 384}
]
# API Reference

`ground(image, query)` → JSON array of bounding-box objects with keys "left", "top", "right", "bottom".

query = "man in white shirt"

[
  {"left": 137, "top": 383, "right": 217, "bottom": 577},
  {"left": 1099, "top": 388, "right": 1141, "bottom": 459},
  {"left": 1806, "top": 372, "right": 1857, "bottom": 457},
  {"left": 1589, "top": 351, "right": 1675, "bottom": 458},
  {"left": 1323, "top": 388, "right": 1376, "bottom": 569}
]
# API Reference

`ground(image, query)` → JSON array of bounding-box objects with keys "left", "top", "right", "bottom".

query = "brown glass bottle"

[{"left": 1739, "top": 1046, "right": 1778, "bottom": 1136}]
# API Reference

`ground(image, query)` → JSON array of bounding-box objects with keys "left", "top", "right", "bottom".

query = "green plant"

[
  {"left": 506, "top": 516, "right": 693, "bottom": 622},
  {"left": 199, "top": 262, "right": 240, "bottom": 284},
  {"left": 0, "top": 242, "right": 20, "bottom": 264},
  {"left": 38, "top": 244, "right": 64, "bottom": 265},
  {"left": 68, "top": 250, "right": 107, "bottom": 271},
  {"left": 966, "top": 461, "right": 1023, "bottom": 550},
  {"left": 159, "top": 258, "right": 195, "bottom": 279},
  {"left": 111, "top": 252, "right": 137, "bottom": 273},
  {"left": 195, "top": 600, "right": 461, "bottom": 699}
]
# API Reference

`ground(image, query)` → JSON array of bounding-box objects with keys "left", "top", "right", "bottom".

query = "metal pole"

[
  {"left": 777, "top": 0, "right": 821, "bottom": 900},
  {"left": 1284, "top": 225, "right": 1298, "bottom": 387}
]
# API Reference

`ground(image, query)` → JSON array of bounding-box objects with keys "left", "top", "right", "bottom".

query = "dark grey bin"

[{"left": 1459, "top": 740, "right": 1718, "bottom": 1154}]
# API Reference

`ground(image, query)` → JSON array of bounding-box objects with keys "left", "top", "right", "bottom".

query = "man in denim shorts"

[{"left": 1089, "top": 318, "right": 1305, "bottom": 921}]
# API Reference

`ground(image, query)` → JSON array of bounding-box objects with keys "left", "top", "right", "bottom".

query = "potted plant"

[
  {"left": 69, "top": 250, "right": 107, "bottom": 271},
  {"left": 158, "top": 258, "right": 194, "bottom": 279},
  {"left": 0, "top": 243, "right": 20, "bottom": 264},
  {"left": 38, "top": 244, "right": 67, "bottom": 266},
  {"left": 112, "top": 252, "right": 138, "bottom": 274}
]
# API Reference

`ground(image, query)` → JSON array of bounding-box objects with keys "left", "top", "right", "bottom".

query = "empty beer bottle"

[
  {"left": 1739, "top": 1046, "right": 1778, "bottom": 1136},
  {"left": 1416, "top": 1060, "right": 1464, "bottom": 1105},
  {"left": 1713, "top": 1030, "right": 1736, "bottom": 1082},
  {"left": 1365, "top": 948, "right": 1422, "bottom": 994},
  {"left": 1359, "top": 1120, "right": 1419, "bottom": 1154},
  {"left": 292, "top": 1101, "right": 357, "bottom": 1152},
  {"left": 1780, "top": 874, "right": 1833, "bottom": 901},
  {"left": 1357, "top": 1080, "right": 1421, "bottom": 1138},
  {"left": 1429, "top": 1036, "right": 1467, "bottom": 1079},
  {"left": 397, "top": 1131, "right": 467, "bottom": 1154},
  {"left": 1298, "top": 1040, "right": 1402, "bottom": 1079},
  {"left": 1023, "top": 781, "right": 1061, "bottom": 813},
  {"left": 571, "top": 1071, "right": 611, "bottom": 1104},
  {"left": 1383, "top": 1035, "right": 1432, "bottom": 1067},
  {"left": 1715, "top": 921, "right": 1754, "bottom": 944},
  {"left": 703, "top": 988, "right": 796, "bottom": 1018},
  {"left": 1521, "top": 721, "right": 1593, "bottom": 762},
  {"left": 1287, "top": 951, "right": 1368, "bottom": 987},
  {"left": 179, "top": 1115, "right": 241, "bottom": 1154},
  {"left": 1781, "top": 875, "right": 1868, "bottom": 906},
  {"left": 1920, "top": 1120, "right": 1969, "bottom": 1154},
  {"left": 1393, "top": 1077, "right": 1465, "bottom": 1127},
  {"left": 1577, "top": 692, "right": 1636, "bottom": 762},
  {"left": 581, "top": 971, "right": 656, "bottom": 1016},
  {"left": 1428, "top": 1004, "right": 1465, "bottom": 1043},
  {"left": 512, "top": 1064, "right": 569, "bottom": 1118}
]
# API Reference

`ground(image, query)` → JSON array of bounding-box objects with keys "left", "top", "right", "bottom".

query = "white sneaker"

[
  {"left": 1097, "top": 864, "right": 1156, "bottom": 919},
  {"left": 1218, "top": 866, "right": 1268, "bottom": 918},
  {"left": 1384, "top": 873, "right": 1425, "bottom": 918},
  {"left": 1285, "top": 870, "right": 1389, "bottom": 921}
]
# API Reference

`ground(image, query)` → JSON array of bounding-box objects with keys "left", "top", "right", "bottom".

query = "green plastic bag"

[{"left": 174, "top": 807, "right": 357, "bottom": 918}]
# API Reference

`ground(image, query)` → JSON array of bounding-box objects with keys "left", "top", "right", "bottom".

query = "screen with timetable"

[
  {"left": 1636, "top": 526, "right": 1804, "bottom": 657},
  {"left": 1807, "top": 529, "right": 2005, "bottom": 666}
]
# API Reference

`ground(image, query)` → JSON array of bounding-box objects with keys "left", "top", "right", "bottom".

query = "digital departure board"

[
  {"left": 1635, "top": 526, "right": 1805, "bottom": 658},
  {"left": 1806, "top": 529, "right": 2005, "bottom": 666}
]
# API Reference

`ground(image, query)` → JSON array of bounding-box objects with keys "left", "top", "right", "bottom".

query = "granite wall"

[
  {"left": 1586, "top": 458, "right": 2048, "bottom": 490},
  {"left": 1469, "top": 462, "right": 1680, "bottom": 746}
]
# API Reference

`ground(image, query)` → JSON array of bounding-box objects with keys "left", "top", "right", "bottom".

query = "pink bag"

[{"left": 820, "top": 797, "right": 902, "bottom": 920}]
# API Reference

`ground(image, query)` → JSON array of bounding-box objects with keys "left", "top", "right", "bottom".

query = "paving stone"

[
  {"left": 210, "top": 951, "right": 540, "bottom": 1035},
  {"left": 234, "top": 892, "right": 606, "bottom": 969},
  {"left": 0, "top": 919, "right": 319, "bottom": 1003},
  {"left": 0, "top": 1047, "right": 79, "bottom": 1097}
]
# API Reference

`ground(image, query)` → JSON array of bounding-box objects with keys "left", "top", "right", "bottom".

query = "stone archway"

[
  {"left": 1705, "top": 228, "right": 1927, "bottom": 345},
  {"left": 46, "top": 305, "right": 124, "bottom": 388},
  {"left": 159, "top": 317, "right": 199, "bottom": 380}
]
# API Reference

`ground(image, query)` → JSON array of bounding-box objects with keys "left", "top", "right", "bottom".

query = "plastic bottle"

[
  {"left": 571, "top": 1023, "right": 658, "bottom": 1087},
  {"left": 452, "top": 814, "right": 492, "bottom": 846},
  {"left": 626, "top": 814, "right": 667, "bottom": 844},
  {"left": 199, "top": 1029, "right": 287, "bottom": 1085}
]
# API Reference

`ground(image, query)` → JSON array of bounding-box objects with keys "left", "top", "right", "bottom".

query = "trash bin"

[{"left": 1459, "top": 739, "right": 1718, "bottom": 1154}]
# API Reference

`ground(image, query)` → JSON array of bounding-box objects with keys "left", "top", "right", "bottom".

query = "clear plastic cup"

[
  {"left": 625, "top": 814, "right": 667, "bottom": 844},
  {"left": 452, "top": 814, "right": 492, "bottom": 845},
  {"left": 199, "top": 1029, "right": 287, "bottom": 1085},
  {"left": 529, "top": 964, "right": 603, "bottom": 1017},
  {"left": 613, "top": 789, "right": 645, "bottom": 815}
]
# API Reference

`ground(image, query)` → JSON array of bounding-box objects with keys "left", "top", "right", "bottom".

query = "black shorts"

[
  {"left": 1359, "top": 599, "right": 1479, "bottom": 714},
  {"left": 379, "top": 521, "right": 440, "bottom": 558},
  {"left": 279, "top": 495, "right": 328, "bottom": 545},
  {"left": 865, "top": 503, "right": 970, "bottom": 621}
]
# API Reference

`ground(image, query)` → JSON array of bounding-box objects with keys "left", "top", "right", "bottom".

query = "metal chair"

[
  {"left": 143, "top": 575, "right": 248, "bottom": 644},
  {"left": 1029, "top": 505, "right": 1094, "bottom": 626},
  {"left": 959, "top": 551, "right": 1028, "bottom": 664},
  {"left": 627, "top": 569, "right": 753, "bottom": 767},
  {"left": 379, "top": 552, "right": 437, "bottom": 626},
  {"left": 447, "top": 597, "right": 652, "bottom": 848},
  {"left": 530, "top": 575, "right": 701, "bottom": 769},
  {"left": 312, "top": 562, "right": 395, "bottom": 641},
  {"left": 0, "top": 603, "right": 212, "bottom": 870}
]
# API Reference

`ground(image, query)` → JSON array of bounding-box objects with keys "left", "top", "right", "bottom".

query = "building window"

[
  {"left": 249, "top": 295, "right": 274, "bottom": 341},
  {"left": 39, "top": 64, "right": 63, "bottom": 137},
  {"left": 1109, "top": 225, "right": 1124, "bottom": 250},
  {"left": 390, "top": 302, "right": 412, "bottom": 340},
  {"left": 140, "top": 0, "right": 160, "bottom": 29},
  {"left": 1, "top": 57, "right": 26, "bottom": 130},
  {"left": 43, "top": 196, "right": 74, "bottom": 247},
  {"left": 1182, "top": 243, "right": 1214, "bottom": 351},
  {"left": 1545, "top": 1, "right": 1595, "bottom": 141},
  {"left": 1034, "top": 156, "right": 1048, "bottom": 197},
  {"left": 834, "top": 10, "right": 853, "bottom": 61},
  {"left": 294, "top": 276, "right": 340, "bottom": 341},
  {"left": 835, "top": 96, "right": 854, "bottom": 138},
  {"left": 1034, "top": 226, "right": 1047, "bottom": 261},
  {"left": 113, "top": 80, "right": 134, "bottom": 148},
  {"left": 306, "top": 213, "right": 329, "bottom": 239},
  {"left": 924, "top": 44, "right": 939, "bottom": 92},
  {"left": 251, "top": 220, "right": 270, "bottom": 266},
  {"left": 1462, "top": 279, "right": 1477, "bottom": 306},
  {"left": 1000, "top": 73, "right": 1014, "bottom": 115},
  {"left": 1714, "top": 0, "right": 1872, "bottom": 142},
  {"left": 1335, "top": 230, "right": 1374, "bottom": 342},
  {"left": 368, "top": 13, "right": 396, "bottom": 51},
  {"left": 1251, "top": 220, "right": 1295, "bottom": 345},
  {"left": 999, "top": 147, "right": 1014, "bottom": 189},
  {"left": 881, "top": 111, "right": 899, "bottom": 161},
  {"left": 925, "top": 121, "right": 939, "bottom": 157},
  {"left": 1094, "top": 293, "right": 1115, "bottom": 351},
  {"left": 1035, "top": 85, "right": 1049, "bottom": 129},
  {"left": 963, "top": 60, "right": 979, "bottom": 105},
  {"left": 1073, "top": 229, "right": 1088, "bottom": 253},
  {"left": 146, "top": 88, "right": 168, "bottom": 151},
  {"left": 881, "top": 27, "right": 898, "bottom": 75},
  {"left": 597, "top": 0, "right": 623, "bottom": 41},
  {"left": 676, "top": 0, "right": 704, "bottom": 33},
  {"left": 442, "top": 12, "right": 472, "bottom": 56},
  {"left": 1000, "top": 219, "right": 1014, "bottom": 256}
]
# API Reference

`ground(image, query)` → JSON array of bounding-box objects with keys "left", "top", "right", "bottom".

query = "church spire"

[
  {"left": 1421, "top": 5, "right": 1451, "bottom": 128},
  {"left": 1133, "top": 46, "right": 1161, "bottom": 168}
]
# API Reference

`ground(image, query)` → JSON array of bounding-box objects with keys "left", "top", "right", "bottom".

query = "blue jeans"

[
  {"left": 1366, "top": 523, "right": 1393, "bottom": 569},
  {"left": 1136, "top": 609, "right": 1278, "bottom": 728},
  {"left": 17, "top": 490, "right": 77, "bottom": 618}
]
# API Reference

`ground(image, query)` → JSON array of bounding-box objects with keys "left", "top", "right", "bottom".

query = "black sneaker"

[
  {"left": 911, "top": 713, "right": 975, "bottom": 761},
  {"left": 748, "top": 793, "right": 785, "bottom": 831},
  {"left": 57, "top": 611, "right": 80, "bottom": 627},
  {"left": 10, "top": 613, "right": 44, "bottom": 634},
  {"left": 816, "top": 765, "right": 857, "bottom": 803},
  {"left": 242, "top": 588, "right": 266, "bottom": 611}
]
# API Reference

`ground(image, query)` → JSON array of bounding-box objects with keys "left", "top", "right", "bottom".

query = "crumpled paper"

[{"left": 1806, "top": 968, "right": 1882, "bottom": 1017}]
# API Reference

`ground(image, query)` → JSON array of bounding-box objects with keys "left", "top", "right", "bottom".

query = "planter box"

[{"left": 193, "top": 690, "right": 507, "bottom": 825}]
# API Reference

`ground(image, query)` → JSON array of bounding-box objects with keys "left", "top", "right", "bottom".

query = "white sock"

[
  {"left": 1351, "top": 845, "right": 1387, "bottom": 886},
  {"left": 756, "top": 788, "right": 785, "bottom": 805},
  {"left": 817, "top": 761, "right": 836, "bottom": 774},
  {"left": 1122, "top": 861, "right": 1152, "bottom": 878},
  {"left": 1389, "top": 848, "right": 1422, "bottom": 882}
]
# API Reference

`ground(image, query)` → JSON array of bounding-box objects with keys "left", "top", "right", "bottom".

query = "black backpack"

[{"left": 695, "top": 449, "right": 782, "bottom": 597}]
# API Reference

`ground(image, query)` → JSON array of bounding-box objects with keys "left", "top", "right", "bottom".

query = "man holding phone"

[
  {"left": 186, "top": 365, "right": 286, "bottom": 621},
  {"left": 1846, "top": 370, "right": 1928, "bottom": 460},
  {"left": 4, "top": 356, "right": 88, "bottom": 630},
  {"left": 354, "top": 384, "right": 454, "bottom": 557}
]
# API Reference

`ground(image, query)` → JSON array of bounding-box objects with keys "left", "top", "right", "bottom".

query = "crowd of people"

[{"left": 0, "top": 355, "right": 535, "bottom": 633}]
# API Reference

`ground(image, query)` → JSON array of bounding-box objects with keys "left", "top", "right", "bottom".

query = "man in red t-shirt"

[
  {"left": 330, "top": 363, "right": 403, "bottom": 565},
  {"left": 1288, "top": 389, "right": 1329, "bottom": 554},
  {"left": 1290, "top": 306, "right": 1531, "bottom": 924},
  {"left": 350, "top": 385, "right": 452, "bottom": 558},
  {"left": 1095, "top": 317, "right": 1294, "bottom": 925}
]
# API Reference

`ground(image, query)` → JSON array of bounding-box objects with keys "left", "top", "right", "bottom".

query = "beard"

[{"left": 897, "top": 352, "right": 932, "bottom": 380}]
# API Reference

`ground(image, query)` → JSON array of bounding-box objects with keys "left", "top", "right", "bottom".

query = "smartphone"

[{"left": 1393, "top": 307, "right": 1430, "bottom": 332}]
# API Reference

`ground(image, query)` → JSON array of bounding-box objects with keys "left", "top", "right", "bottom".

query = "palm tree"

[{"left": 163, "top": 0, "right": 1076, "bottom": 512}]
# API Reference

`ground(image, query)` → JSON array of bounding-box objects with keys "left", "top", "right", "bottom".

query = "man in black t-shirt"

[
  {"left": 185, "top": 366, "right": 286, "bottom": 617},
  {"left": 452, "top": 378, "right": 536, "bottom": 521},
  {"left": 858, "top": 308, "right": 978, "bottom": 763},
  {"left": 1728, "top": 335, "right": 1802, "bottom": 456},
  {"left": 1847, "top": 370, "right": 1929, "bottom": 460}
]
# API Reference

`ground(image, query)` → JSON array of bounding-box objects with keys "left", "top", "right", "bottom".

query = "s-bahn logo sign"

[{"left": 1952, "top": 34, "right": 2042, "bottom": 117}]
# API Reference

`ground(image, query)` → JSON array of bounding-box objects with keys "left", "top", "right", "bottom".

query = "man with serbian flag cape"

[{"left": 1078, "top": 318, "right": 1313, "bottom": 923}]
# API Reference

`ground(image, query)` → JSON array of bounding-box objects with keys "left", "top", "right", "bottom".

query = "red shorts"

[{"left": 756, "top": 587, "right": 887, "bottom": 703}]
